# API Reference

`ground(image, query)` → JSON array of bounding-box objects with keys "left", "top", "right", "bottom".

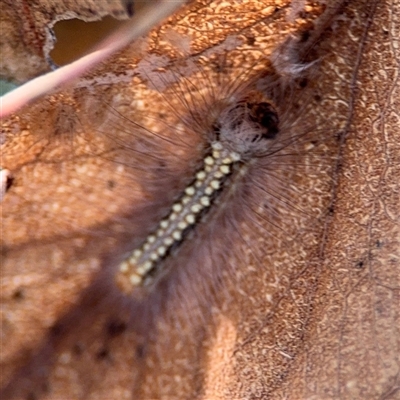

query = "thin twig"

[{"left": 0, "top": 0, "right": 186, "bottom": 118}]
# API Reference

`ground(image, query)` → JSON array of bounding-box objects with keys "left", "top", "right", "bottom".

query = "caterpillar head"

[{"left": 214, "top": 97, "right": 280, "bottom": 158}]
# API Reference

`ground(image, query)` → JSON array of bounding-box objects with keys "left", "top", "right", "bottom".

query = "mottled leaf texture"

[{"left": 1, "top": 0, "right": 399, "bottom": 399}]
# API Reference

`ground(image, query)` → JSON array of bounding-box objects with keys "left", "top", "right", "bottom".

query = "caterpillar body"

[{"left": 116, "top": 95, "right": 280, "bottom": 291}]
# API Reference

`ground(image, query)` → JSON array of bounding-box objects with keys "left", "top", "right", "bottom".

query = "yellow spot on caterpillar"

[
  {"left": 185, "top": 186, "right": 195, "bottom": 196},
  {"left": 200, "top": 196, "right": 210, "bottom": 207},
  {"left": 157, "top": 246, "right": 167, "bottom": 256},
  {"left": 177, "top": 220, "right": 188, "bottom": 230},
  {"left": 136, "top": 260, "right": 153, "bottom": 275},
  {"left": 172, "top": 230, "right": 182, "bottom": 241},
  {"left": 185, "top": 214, "right": 195, "bottom": 224},
  {"left": 157, "top": 229, "right": 165, "bottom": 237},
  {"left": 169, "top": 212, "right": 178, "bottom": 221},
  {"left": 210, "top": 180, "right": 220, "bottom": 190},
  {"left": 150, "top": 252, "right": 158, "bottom": 261},
  {"left": 133, "top": 249, "right": 142, "bottom": 258},
  {"left": 172, "top": 203, "right": 183, "bottom": 212},
  {"left": 120, "top": 261, "right": 129, "bottom": 273},
  {"left": 212, "top": 149, "right": 221, "bottom": 158},
  {"left": 220, "top": 165, "right": 230, "bottom": 174},
  {"left": 196, "top": 171, "right": 206, "bottom": 180},
  {"left": 191, "top": 204, "right": 203, "bottom": 213},
  {"left": 164, "top": 237, "right": 174, "bottom": 246},
  {"left": 222, "top": 157, "right": 233, "bottom": 164},
  {"left": 204, "top": 156, "right": 214, "bottom": 166},
  {"left": 182, "top": 196, "right": 191, "bottom": 205},
  {"left": 129, "top": 274, "right": 142, "bottom": 286},
  {"left": 160, "top": 220, "right": 168, "bottom": 229},
  {"left": 204, "top": 186, "right": 213, "bottom": 195}
]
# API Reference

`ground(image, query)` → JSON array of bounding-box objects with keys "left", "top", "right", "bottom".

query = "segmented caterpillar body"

[{"left": 116, "top": 95, "right": 280, "bottom": 291}]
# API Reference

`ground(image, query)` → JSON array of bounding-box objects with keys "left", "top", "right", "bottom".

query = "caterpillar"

[{"left": 115, "top": 90, "right": 282, "bottom": 291}]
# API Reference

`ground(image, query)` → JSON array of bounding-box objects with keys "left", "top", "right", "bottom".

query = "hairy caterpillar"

[
  {"left": 116, "top": 91, "right": 281, "bottom": 291},
  {"left": 0, "top": 2, "right": 348, "bottom": 398}
]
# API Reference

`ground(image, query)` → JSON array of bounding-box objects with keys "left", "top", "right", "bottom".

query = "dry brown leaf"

[{"left": 1, "top": 0, "right": 399, "bottom": 399}]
